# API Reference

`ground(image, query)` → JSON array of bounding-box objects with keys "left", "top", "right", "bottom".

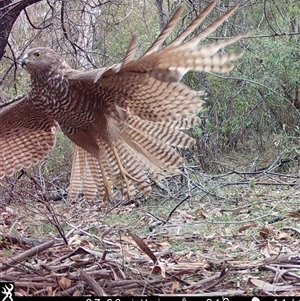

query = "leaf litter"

[{"left": 1, "top": 171, "right": 300, "bottom": 296}]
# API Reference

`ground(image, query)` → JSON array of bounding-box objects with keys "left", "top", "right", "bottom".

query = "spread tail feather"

[{"left": 68, "top": 1, "right": 245, "bottom": 201}]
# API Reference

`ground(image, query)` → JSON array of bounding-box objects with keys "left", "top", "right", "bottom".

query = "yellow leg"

[
  {"left": 98, "top": 159, "right": 114, "bottom": 201},
  {"left": 111, "top": 146, "right": 138, "bottom": 194}
]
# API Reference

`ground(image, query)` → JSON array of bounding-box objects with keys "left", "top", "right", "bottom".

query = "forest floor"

[{"left": 1, "top": 154, "right": 300, "bottom": 296}]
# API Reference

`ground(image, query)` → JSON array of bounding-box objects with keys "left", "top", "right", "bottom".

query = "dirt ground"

[{"left": 1, "top": 169, "right": 300, "bottom": 296}]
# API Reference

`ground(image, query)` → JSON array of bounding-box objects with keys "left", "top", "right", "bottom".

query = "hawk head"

[{"left": 21, "top": 47, "right": 71, "bottom": 76}]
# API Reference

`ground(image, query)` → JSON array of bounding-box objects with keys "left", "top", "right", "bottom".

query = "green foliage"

[
  {"left": 1, "top": 0, "right": 299, "bottom": 181},
  {"left": 93, "top": 1, "right": 159, "bottom": 65},
  {"left": 191, "top": 0, "right": 300, "bottom": 168},
  {"left": 44, "top": 133, "right": 73, "bottom": 181}
]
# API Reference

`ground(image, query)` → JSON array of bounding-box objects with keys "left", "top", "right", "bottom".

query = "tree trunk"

[{"left": 0, "top": 0, "right": 43, "bottom": 60}]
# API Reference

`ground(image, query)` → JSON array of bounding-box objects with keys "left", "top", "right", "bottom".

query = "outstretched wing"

[
  {"left": 67, "top": 1, "right": 244, "bottom": 124},
  {"left": 0, "top": 96, "right": 58, "bottom": 178},
  {"left": 63, "top": 1, "right": 246, "bottom": 200}
]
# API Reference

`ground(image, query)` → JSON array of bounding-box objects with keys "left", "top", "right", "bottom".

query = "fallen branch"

[
  {"left": 0, "top": 232, "right": 50, "bottom": 247},
  {"left": 0, "top": 240, "right": 54, "bottom": 271},
  {"left": 80, "top": 270, "right": 107, "bottom": 296}
]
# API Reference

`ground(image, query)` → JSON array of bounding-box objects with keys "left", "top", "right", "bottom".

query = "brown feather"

[
  {"left": 1, "top": 1, "right": 246, "bottom": 201},
  {"left": 0, "top": 97, "right": 57, "bottom": 179}
]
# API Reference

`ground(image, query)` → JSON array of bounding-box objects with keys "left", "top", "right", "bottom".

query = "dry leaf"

[
  {"left": 195, "top": 209, "right": 207, "bottom": 219},
  {"left": 69, "top": 246, "right": 103, "bottom": 258},
  {"left": 285, "top": 211, "right": 300, "bottom": 219},
  {"left": 68, "top": 235, "right": 83, "bottom": 246},
  {"left": 274, "top": 139, "right": 281, "bottom": 148},
  {"left": 259, "top": 226, "right": 274, "bottom": 239},
  {"left": 170, "top": 281, "right": 180, "bottom": 293},
  {"left": 159, "top": 263, "right": 166, "bottom": 278},
  {"left": 59, "top": 277, "right": 72, "bottom": 290},
  {"left": 177, "top": 210, "right": 195, "bottom": 220},
  {"left": 276, "top": 231, "right": 290, "bottom": 239},
  {"left": 238, "top": 223, "right": 257, "bottom": 233},
  {"left": 127, "top": 230, "right": 157, "bottom": 263},
  {"left": 73, "top": 290, "right": 82, "bottom": 296},
  {"left": 17, "top": 288, "right": 28, "bottom": 296},
  {"left": 152, "top": 265, "right": 161, "bottom": 274},
  {"left": 68, "top": 235, "right": 94, "bottom": 249},
  {"left": 249, "top": 278, "right": 294, "bottom": 292},
  {"left": 46, "top": 286, "right": 53, "bottom": 296}
]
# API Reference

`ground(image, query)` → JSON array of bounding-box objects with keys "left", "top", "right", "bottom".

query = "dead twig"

[
  {"left": 80, "top": 270, "right": 107, "bottom": 296},
  {"left": 0, "top": 240, "right": 55, "bottom": 271},
  {"left": 0, "top": 232, "right": 51, "bottom": 247}
]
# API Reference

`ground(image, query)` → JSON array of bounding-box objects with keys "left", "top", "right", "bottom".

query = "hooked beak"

[{"left": 21, "top": 54, "right": 28, "bottom": 67}]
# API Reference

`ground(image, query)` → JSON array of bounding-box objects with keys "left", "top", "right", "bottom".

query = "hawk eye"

[{"left": 34, "top": 52, "right": 41, "bottom": 58}]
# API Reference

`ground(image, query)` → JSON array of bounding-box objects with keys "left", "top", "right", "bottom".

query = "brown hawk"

[{"left": 0, "top": 1, "right": 245, "bottom": 200}]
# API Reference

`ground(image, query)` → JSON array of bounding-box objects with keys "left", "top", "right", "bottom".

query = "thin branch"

[
  {"left": 208, "top": 72, "right": 300, "bottom": 115},
  {"left": 23, "top": 7, "right": 52, "bottom": 30}
]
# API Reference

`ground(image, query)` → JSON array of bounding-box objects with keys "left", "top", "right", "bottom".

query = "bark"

[{"left": 0, "top": 0, "right": 43, "bottom": 59}]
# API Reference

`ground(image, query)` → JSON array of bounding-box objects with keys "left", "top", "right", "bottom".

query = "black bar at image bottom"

[
  {"left": 11, "top": 296, "right": 300, "bottom": 301},
  {"left": 0, "top": 283, "right": 298, "bottom": 301}
]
